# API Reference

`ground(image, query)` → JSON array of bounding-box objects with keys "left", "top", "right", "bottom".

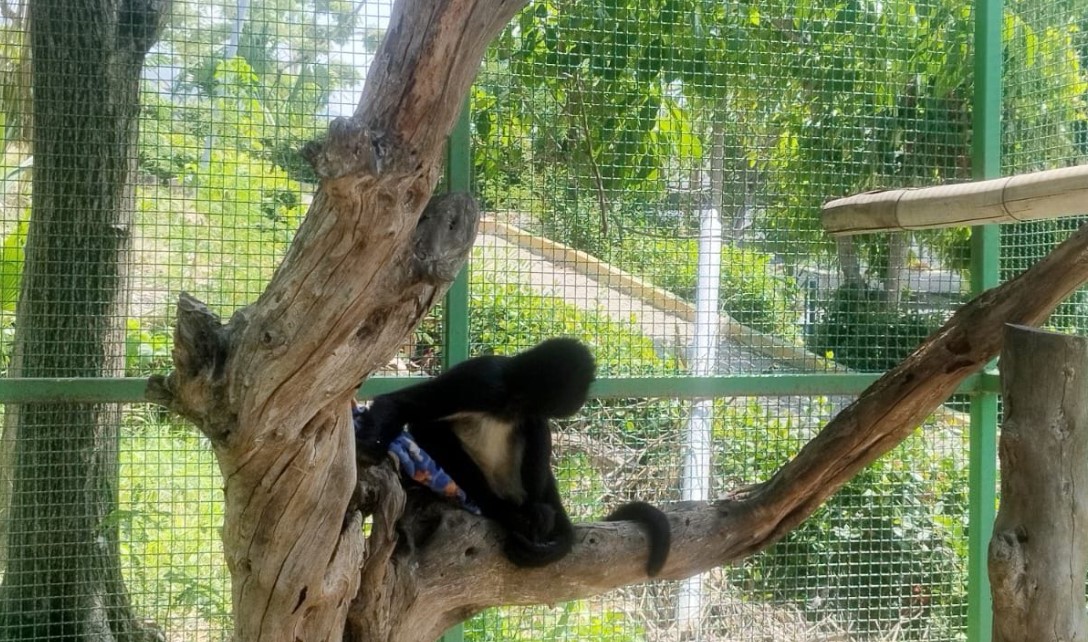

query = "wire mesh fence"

[
  {"left": 0, "top": 0, "right": 1083, "bottom": 639},
  {"left": 999, "top": 0, "right": 1088, "bottom": 336}
]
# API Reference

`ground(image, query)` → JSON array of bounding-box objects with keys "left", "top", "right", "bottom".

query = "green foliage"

[
  {"left": 137, "top": 95, "right": 203, "bottom": 184},
  {"left": 472, "top": 0, "right": 712, "bottom": 231},
  {"left": 258, "top": 134, "right": 319, "bottom": 184},
  {"left": 613, "top": 235, "right": 697, "bottom": 301},
  {"left": 1002, "top": 6, "right": 1088, "bottom": 171},
  {"left": 125, "top": 319, "right": 173, "bottom": 376},
  {"left": 132, "top": 148, "right": 305, "bottom": 312},
  {"left": 161, "top": 0, "right": 361, "bottom": 165},
  {"left": 1001, "top": 217, "right": 1088, "bottom": 334},
  {"left": 196, "top": 150, "right": 304, "bottom": 231},
  {"left": 720, "top": 246, "right": 801, "bottom": 340},
  {"left": 466, "top": 602, "right": 643, "bottom": 642},
  {"left": 139, "top": 0, "right": 364, "bottom": 188},
  {"left": 471, "top": 0, "right": 1005, "bottom": 273},
  {"left": 118, "top": 408, "right": 231, "bottom": 633},
  {"left": 0, "top": 210, "right": 28, "bottom": 373},
  {"left": 468, "top": 272, "right": 677, "bottom": 377},
  {"left": 807, "top": 284, "right": 944, "bottom": 372},
  {"left": 0, "top": 216, "right": 27, "bottom": 312},
  {"left": 611, "top": 236, "right": 801, "bottom": 340},
  {"left": 717, "top": 399, "right": 968, "bottom": 639}
]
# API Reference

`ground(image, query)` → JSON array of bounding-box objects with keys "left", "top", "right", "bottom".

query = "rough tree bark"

[
  {"left": 989, "top": 325, "right": 1088, "bottom": 642},
  {"left": 143, "top": 0, "right": 1088, "bottom": 640},
  {"left": 0, "top": 0, "right": 169, "bottom": 640}
]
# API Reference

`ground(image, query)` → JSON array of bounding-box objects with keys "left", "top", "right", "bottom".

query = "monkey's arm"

[
  {"left": 517, "top": 416, "right": 558, "bottom": 504},
  {"left": 357, "top": 338, "right": 594, "bottom": 453},
  {"left": 356, "top": 356, "right": 510, "bottom": 452}
]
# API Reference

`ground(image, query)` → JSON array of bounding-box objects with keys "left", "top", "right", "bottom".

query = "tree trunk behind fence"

[
  {"left": 989, "top": 324, "right": 1088, "bottom": 642},
  {"left": 0, "top": 1, "right": 167, "bottom": 640}
]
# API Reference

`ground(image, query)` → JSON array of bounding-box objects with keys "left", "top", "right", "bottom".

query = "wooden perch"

[
  {"left": 822, "top": 164, "right": 1088, "bottom": 235},
  {"left": 989, "top": 325, "right": 1088, "bottom": 642}
]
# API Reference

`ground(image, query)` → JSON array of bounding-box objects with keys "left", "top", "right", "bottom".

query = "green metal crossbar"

[{"left": 0, "top": 373, "right": 996, "bottom": 404}]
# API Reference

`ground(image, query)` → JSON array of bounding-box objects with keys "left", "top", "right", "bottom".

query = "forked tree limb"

[{"left": 373, "top": 220, "right": 1088, "bottom": 641}]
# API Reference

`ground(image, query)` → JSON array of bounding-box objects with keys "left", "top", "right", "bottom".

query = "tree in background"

[
  {"left": 0, "top": 0, "right": 31, "bottom": 574},
  {"left": 0, "top": 0, "right": 168, "bottom": 639},
  {"left": 143, "top": 0, "right": 362, "bottom": 184}
]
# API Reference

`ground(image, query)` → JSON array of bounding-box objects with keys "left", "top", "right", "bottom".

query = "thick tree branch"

[
  {"left": 153, "top": 187, "right": 479, "bottom": 641},
  {"left": 146, "top": 293, "right": 238, "bottom": 439},
  {"left": 989, "top": 325, "right": 1088, "bottom": 641},
  {"left": 357, "top": 464, "right": 408, "bottom": 580},
  {"left": 380, "top": 219, "right": 1088, "bottom": 640},
  {"left": 355, "top": 0, "right": 528, "bottom": 172},
  {"left": 227, "top": 0, "right": 504, "bottom": 438},
  {"left": 146, "top": 0, "right": 530, "bottom": 640}
]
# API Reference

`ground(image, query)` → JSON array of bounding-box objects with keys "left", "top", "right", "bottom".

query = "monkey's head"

[{"left": 507, "top": 338, "right": 596, "bottom": 418}]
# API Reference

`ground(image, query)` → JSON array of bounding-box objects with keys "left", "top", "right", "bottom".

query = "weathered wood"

[
  {"left": 989, "top": 325, "right": 1088, "bottom": 642},
  {"left": 822, "top": 164, "right": 1088, "bottom": 235},
  {"left": 145, "top": 0, "right": 512, "bottom": 638},
  {"left": 149, "top": 190, "right": 481, "bottom": 641},
  {"left": 145, "top": 293, "right": 238, "bottom": 440}
]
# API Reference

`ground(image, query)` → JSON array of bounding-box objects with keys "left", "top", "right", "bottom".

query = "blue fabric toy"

[{"left": 352, "top": 401, "right": 481, "bottom": 515}]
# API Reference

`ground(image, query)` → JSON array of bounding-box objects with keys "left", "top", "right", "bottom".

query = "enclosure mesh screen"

[
  {"left": 0, "top": 0, "right": 1049, "bottom": 638},
  {"left": 1000, "top": 0, "right": 1088, "bottom": 333},
  {"left": 465, "top": 2, "right": 973, "bottom": 636},
  {"left": 469, "top": 0, "right": 972, "bottom": 377}
]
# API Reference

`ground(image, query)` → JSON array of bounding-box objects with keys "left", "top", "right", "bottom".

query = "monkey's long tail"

[{"left": 606, "top": 501, "right": 671, "bottom": 576}]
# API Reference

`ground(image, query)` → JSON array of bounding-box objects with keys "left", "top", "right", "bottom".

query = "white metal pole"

[{"left": 676, "top": 205, "right": 722, "bottom": 638}]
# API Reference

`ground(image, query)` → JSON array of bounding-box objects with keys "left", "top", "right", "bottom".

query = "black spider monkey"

[{"left": 355, "top": 338, "right": 671, "bottom": 576}]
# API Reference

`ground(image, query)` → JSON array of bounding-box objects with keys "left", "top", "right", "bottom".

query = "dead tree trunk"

[{"left": 989, "top": 324, "right": 1088, "bottom": 642}]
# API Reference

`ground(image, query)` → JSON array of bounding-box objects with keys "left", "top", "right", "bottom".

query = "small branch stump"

[{"left": 989, "top": 324, "right": 1088, "bottom": 642}]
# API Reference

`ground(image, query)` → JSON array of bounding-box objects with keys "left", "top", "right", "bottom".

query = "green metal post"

[
  {"left": 967, "top": 0, "right": 1002, "bottom": 639},
  {"left": 437, "top": 97, "right": 472, "bottom": 642},
  {"left": 443, "top": 96, "right": 472, "bottom": 368}
]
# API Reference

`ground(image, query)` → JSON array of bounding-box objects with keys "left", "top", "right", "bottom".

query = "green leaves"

[
  {"left": 124, "top": 318, "right": 173, "bottom": 376},
  {"left": 0, "top": 217, "right": 27, "bottom": 312}
]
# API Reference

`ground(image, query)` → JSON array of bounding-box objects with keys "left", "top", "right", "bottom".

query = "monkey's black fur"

[{"left": 356, "top": 338, "right": 671, "bottom": 575}]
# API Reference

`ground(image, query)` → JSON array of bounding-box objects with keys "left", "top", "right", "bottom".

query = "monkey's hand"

[
  {"left": 502, "top": 502, "right": 572, "bottom": 568},
  {"left": 352, "top": 401, "right": 402, "bottom": 462},
  {"left": 506, "top": 502, "right": 558, "bottom": 546}
]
